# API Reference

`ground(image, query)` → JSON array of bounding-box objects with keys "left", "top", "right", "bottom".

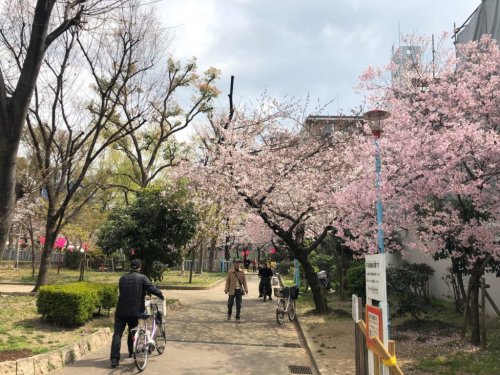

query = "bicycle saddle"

[{"left": 138, "top": 312, "right": 151, "bottom": 320}]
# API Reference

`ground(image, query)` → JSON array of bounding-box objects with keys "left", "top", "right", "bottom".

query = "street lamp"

[
  {"left": 363, "top": 109, "right": 392, "bottom": 375},
  {"left": 362, "top": 109, "right": 391, "bottom": 254}
]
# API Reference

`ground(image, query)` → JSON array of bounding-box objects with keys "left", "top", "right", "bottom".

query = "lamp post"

[
  {"left": 362, "top": 109, "right": 391, "bottom": 254},
  {"left": 362, "top": 109, "right": 391, "bottom": 375}
]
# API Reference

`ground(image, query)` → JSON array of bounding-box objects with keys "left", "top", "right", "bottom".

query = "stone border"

[
  {"left": 276, "top": 275, "right": 322, "bottom": 375},
  {"left": 158, "top": 276, "right": 226, "bottom": 290},
  {"left": 0, "top": 328, "right": 112, "bottom": 375}
]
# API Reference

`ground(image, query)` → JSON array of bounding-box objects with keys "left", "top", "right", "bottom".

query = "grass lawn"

[
  {"left": 0, "top": 267, "right": 226, "bottom": 287},
  {"left": 0, "top": 295, "right": 179, "bottom": 362},
  {"left": 0, "top": 295, "right": 114, "bottom": 358}
]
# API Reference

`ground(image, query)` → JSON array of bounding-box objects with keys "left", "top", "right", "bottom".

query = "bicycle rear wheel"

[
  {"left": 287, "top": 299, "right": 296, "bottom": 321},
  {"left": 134, "top": 329, "right": 148, "bottom": 372},
  {"left": 276, "top": 299, "right": 285, "bottom": 325},
  {"left": 155, "top": 319, "right": 167, "bottom": 355}
]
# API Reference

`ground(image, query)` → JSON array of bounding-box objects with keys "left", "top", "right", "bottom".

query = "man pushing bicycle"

[{"left": 110, "top": 259, "right": 164, "bottom": 369}]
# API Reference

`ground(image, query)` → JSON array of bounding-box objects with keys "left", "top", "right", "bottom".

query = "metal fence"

[{"left": 0, "top": 248, "right": 64, "bottom": 264}]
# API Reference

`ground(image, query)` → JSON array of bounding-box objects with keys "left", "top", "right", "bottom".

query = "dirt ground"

[
  {"left": 299, "top": 299, "right": 499, "bottom": 375},
  {"left": 300, "top": 311, "right": 356, "bottom": 375}
]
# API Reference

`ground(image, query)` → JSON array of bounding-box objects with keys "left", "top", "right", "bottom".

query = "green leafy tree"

[{"left": 97, "top": 187, "right": 198, "bottom": 280}]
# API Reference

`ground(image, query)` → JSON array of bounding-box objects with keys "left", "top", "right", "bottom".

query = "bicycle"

[
  {"left": 274, "top": 286, "right": 299, "bottom": 325},
  {"left": 131, "top": 299, "right": 167, "bottom": 372}
]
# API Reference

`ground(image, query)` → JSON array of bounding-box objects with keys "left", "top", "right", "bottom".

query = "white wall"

[{"left": 387, "top": 245, "right": 500, "bottom": 318}]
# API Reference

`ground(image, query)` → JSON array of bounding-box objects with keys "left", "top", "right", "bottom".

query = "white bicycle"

[
  {"left": 131, "top": 300, "right": 166, "bottom": 372},
  {"left": 274, "top": 286, "right": 299, "bottom": 325}
]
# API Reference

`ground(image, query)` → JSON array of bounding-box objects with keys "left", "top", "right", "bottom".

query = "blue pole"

[
  {"left": 294, "top": 259, "right": 300, "bottom": 287},
  {"left": 374, "top": 137, "right": 385, "bottom": 254}
]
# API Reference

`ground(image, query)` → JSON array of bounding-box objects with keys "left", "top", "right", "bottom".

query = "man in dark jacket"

[
  {"left": 259, "top": 263, "right": 273, "bottom": 301},
  {"left": 110, "top": 259, "right": 164, "bottom": 368}
]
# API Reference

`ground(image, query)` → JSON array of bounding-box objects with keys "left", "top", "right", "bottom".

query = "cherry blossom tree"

[
  {"left": 202, "top": 97, "right": 357, "bottom": 313},
  {"left": 343, "top": 35, "right": 500, "bottom": 345}
]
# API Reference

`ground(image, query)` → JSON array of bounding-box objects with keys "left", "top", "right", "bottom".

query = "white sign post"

[
  {"left": 365, "top": 253, "right": 390, "bottom": 375},
  {"left": 352, "top": 294, "right": 360, "bottom": 322}
]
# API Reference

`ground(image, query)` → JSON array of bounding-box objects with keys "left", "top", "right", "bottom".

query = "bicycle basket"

[
  {"left": 289, "top": 286, "right": 299, "bottom": 300},
  {"left": 274, "top": 287, "right": 289, "bottom": 298},
  {"left": 145, "top": 298, "right": 166, "bottom": 322}
]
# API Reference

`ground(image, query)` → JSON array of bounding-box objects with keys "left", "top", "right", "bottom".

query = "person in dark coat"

[
  {"left": 110, "top": 259, "right": 164, "bottom": 368},
  {"left": 259, "top": 263, "right": 273, "bottom": 301}
]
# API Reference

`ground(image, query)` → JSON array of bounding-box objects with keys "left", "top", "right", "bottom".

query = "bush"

[
  {"left": 346, "top": 263, "right": 366, "bottom": 301},
  {"left": 310, "top": 253, "right": 335, "bottom": 274},
  {"left": 276, "top": 261, "right": 292, "bottom": 275},
  {"left": 95, "top": 283, "right": 119, "bottom": 313},
  {"left": 387, "top": 262, "right": 435, "bottom": 320},
  {"left": 64, "top": 250, "right": 82, "bottom": 269},
  {"left": 37, "top": 282, "right": 118, "bottom": 326},
  {"left": 150, "top": 260, "right": 167, "bottom": 282}
]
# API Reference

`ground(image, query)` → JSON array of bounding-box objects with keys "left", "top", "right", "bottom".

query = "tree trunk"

[
  {"left": 33, "top": 218, "right": 58, "bottom": 291},
  {"left": 0, "top": 0, "right": 59, "bottom": 257},
  {"left": 0, "top": 140, "right": 18, "bottom": 259},
  {"left": 179, "top": 254, "right": 185, "bottom": 276},
  {"left": 469, "top": 267, "right": 483, "bottom": 346},
  {"left": 208, "top": 238, "right": 216, "bottom": 272},
  {"left": 295, "top": 247, "right": 328, "bottom": 313},
  {"left": 196, "top": 240, "right": 204, "bottom": 274}
]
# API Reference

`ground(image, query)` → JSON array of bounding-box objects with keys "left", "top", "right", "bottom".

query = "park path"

[{"left": 49, "top": 274, "right": 316, "bottom": 375}]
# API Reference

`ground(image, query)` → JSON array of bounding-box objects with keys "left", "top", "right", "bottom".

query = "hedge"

[{"left": 37, "top": 282, "right": 118, "bottom": 326}]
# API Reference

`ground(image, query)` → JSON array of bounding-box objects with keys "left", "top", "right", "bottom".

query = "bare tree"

[
  {"left": 109, "top": 58, "right": 220, "bottom": 197},
  {"left": 21, "top": 3, "right": 162, "bottom": 289},
  {"left": 0, "top": 0, "right": 130, "bottom": 259}
]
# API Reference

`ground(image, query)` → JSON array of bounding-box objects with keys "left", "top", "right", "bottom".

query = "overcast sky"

[{"left": 158, "top": 0, "right": 479, "bottom": 115}]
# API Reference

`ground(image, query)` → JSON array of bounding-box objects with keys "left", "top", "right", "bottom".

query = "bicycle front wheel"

[
  {"left": 276, "top": 299, "right": 285, "bottom": 325},
  {"left": 134, "top": 329, "right": 148, "bottom": 372},
  {"left": 287, "top": 299, "right": 296, "bottom": 321},
  {"left": 155, "top": 320, "right": 167, "bottom": 355}
]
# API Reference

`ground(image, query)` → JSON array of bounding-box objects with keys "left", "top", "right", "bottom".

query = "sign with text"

[
  {"left": 366, "top": 305, "right": 383, "bottom": 352},
  {"left": 365, "top": 253, "right": 387, "bottom": 302}
]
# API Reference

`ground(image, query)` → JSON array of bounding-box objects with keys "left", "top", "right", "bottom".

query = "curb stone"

[
  {"left": 293, "top": 316, "right": 322, "bottom": 375},
  {"left": 276, "top": 275, "right": 322, "bottom": 375},
  {"left": 158, "top": 276, "right": 226, "bottom": 290}
]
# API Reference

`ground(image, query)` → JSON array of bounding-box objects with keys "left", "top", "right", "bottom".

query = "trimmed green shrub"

[
  {"left": 37, "top": 282, "right": 118, "bottom": 326},
  {"left": 95, "top": 283, "right": 119, "bottom": 314},
  {"left": 346, "top": 263, "right": 366, "bottom": 301}
]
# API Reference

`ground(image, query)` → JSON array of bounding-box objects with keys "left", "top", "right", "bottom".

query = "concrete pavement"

[{"left": 49, "top": 274, "right": 316, "bottom": 374}]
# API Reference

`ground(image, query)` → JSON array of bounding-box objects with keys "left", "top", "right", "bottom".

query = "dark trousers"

[
  {"left": 259, "top": 278, "right": 272, "bottom": 297},
  {"left": 227, "top": 289, "right": 243, "bottom": 318},
  {"left": 110, "top": 315, "right": 138, "bottom": 360}
]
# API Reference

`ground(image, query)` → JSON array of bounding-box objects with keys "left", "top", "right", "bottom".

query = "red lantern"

[
  {"left": 54, "top": 237, "right": 67, "bottom": 249},
  {"left": 39, "top": 236, "right": 46, "bottom": 245},
  {"left": 270, "top": 248, "right": 276, "bottom": 254}
]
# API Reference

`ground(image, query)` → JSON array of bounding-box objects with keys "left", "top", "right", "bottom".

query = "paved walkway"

[{"left": 45, "top": 274, "right": 316, "bottom": 375}]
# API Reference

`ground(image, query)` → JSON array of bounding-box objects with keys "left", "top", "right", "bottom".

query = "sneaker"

[
  {"left": 111, "top": 359, "right": 119, "bottom": 368},
  {"left": 258, "top": 294, "right": 263, "bottom": 297},
  {"left": 128, "top": 353, "right": 133, "bottom": 359},
  {"left": 269, "top": 297, "right": 273, "bottom": 301},
  {"left": 227, "top": 314, "right": 231, "bottom": 320},
  {"left": 236, "top": 317, "right": 241, "bottom": 323}
]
